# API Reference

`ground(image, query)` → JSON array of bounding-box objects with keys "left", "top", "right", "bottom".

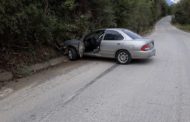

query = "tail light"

[{"left": 141, "top": 44, "right": 151, "bottom": 51}]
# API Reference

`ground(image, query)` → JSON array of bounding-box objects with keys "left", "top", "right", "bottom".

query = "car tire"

[
  {"left": 116, "top": 50, "right": 132, "bottom": 64},
  {"left": 68, "top": 48, "right": 78, "bottom": 60}
]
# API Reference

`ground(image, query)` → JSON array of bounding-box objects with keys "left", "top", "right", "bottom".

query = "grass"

[{"left": 174, "top": 23, "right": 190, "bottom": 32}]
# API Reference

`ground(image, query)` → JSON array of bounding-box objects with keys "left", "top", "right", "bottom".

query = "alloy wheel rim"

[{"left": 118, "top": 52, "right": 128, "bottom": 63}]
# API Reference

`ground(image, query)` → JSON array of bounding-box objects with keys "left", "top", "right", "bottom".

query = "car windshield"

[{"left": 122, "top": 29, "right": 142, "bottom": 40}]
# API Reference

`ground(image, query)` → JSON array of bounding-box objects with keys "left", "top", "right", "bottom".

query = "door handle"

[{"left": 117, "top": 43, "right": 121, "bottom": 45}]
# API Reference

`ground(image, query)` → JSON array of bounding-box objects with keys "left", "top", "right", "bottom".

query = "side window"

[{"left": 104, "top": 30, "right": 124, "bottom": 40}]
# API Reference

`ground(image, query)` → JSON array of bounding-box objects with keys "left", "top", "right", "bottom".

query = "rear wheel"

[
  {"left": 116, "top": 50, "right": 132, "bottom": 64},
  {"left": 68, "top": 48, "right": 78, "bottom": 60}
]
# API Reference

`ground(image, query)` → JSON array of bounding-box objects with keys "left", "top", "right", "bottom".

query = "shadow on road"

[
  {"left": 82, "top": 57, "right": 115, "bottom": 63},
  {"left": 131, "top": 59, "right": 155, "bottom": 65},
  {"left": 82, "top": 56, "right": 155, "bottom": 65}
]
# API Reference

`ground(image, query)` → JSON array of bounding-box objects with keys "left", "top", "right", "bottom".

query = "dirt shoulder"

[
  {"left": 0, "top": 57, "right": 114, "bottom": 99},
  {"left": 0, "top": 59, "right": 86, "bottom": 99},
  {"left": 0, "top": 55, "right": 68, "bottom": 90},
  {"left": 173, "top": 23, "right": 190, "bottom": 32}
]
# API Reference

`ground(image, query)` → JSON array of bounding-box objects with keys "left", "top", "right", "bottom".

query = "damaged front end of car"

[{"left": 63, "top": 39, "right": 85, "bottom": 60}]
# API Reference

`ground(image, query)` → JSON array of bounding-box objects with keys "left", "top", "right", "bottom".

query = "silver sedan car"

[{"left": 63, "top": 28, "right": 156, "bottom": 64}]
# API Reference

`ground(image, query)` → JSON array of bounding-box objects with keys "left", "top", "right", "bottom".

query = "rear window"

[{"left": 122, "top": 29, "right": 142, "bottom": 40}]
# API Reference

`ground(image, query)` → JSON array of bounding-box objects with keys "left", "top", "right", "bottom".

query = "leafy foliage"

[
  {"left": 0, "top": 0, "right": 169, "bottom": 49},
  {"left": 172, "top": 0, "right": 190, "bottom": 24}
]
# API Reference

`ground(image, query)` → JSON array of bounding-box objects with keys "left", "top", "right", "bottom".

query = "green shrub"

[
  {"left": 173, "top": 0, "right": 190, "bottom": 24},
  {"left": 0, "top": 0, "right": 169, "bottom": 49}
]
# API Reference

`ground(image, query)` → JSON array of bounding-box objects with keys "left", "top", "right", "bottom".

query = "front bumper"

[{"left": 132, "top": 48, "right": 156, "bottom": 59}]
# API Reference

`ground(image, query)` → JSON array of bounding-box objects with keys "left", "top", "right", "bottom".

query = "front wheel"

[
  {"left": 116, "top": 50, "right": 132, "bottom": 64},
  {"left": 68, "top": 48, "right": 78, "bottom": 60}
]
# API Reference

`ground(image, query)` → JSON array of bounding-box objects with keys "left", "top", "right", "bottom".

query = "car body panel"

[{"left": 63, "top": 39, "right": 84, "bottom": 58}]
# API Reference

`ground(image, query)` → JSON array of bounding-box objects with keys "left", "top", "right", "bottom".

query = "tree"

[
  {"left": 172, "top": 0, "right": 190, "bottom": 24},
  {"left": 0, "top": 0, "right": 169, "bottom": 49}
]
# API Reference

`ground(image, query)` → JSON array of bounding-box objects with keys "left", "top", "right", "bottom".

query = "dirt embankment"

[{"left": 0, "top": 45, "right": 64, "bottom": 89}]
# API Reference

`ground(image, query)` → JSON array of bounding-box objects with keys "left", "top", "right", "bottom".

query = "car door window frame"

[{"left": 83, "top": 30, "right": 105, "bottom": 42}]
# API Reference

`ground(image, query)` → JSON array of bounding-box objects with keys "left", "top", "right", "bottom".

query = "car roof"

[
  {"left": 87, "top": 28, "right": 136, "bottom": 36},
  {"left": 96, "top": 28, "right": 131, "bottom": 32}
]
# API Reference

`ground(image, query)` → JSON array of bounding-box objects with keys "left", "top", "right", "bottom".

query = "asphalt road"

[{"left": 1, "top": 16, "right": 190, "bottom": 122}]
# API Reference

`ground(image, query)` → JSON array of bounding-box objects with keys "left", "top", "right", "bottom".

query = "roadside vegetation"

[
  {"left": 0, "top": 0, "right": 169, "bottom": 76},
  {"left": 174, "top": 24, "right": 190, "bottom": 32},
  {"left": 172, "top": 0, "right": 190, "bottom": 32}
]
